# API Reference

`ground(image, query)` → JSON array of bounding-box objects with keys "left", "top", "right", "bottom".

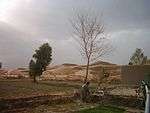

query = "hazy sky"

[{"left": 0, "top": 0, "right": 150, "bottom": 68}]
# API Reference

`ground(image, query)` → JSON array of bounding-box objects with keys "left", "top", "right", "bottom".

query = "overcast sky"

[{"left": 0, "top": 0, "right": 150, "bottom": 68}]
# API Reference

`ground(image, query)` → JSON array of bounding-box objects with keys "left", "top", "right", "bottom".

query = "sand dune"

[{"left": 42, "top": 61, "right": 121, "bottom": 83}]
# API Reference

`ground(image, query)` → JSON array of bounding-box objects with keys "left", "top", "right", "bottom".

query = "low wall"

[{"left": 121, "top": 65, "right": 150, "bottom": 85}]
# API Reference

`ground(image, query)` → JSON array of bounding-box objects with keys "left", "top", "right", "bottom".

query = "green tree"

[
  {"left": 129, "top": 48, "right": 147, "bottom": 65},
  {"left": 29, "top": 43, "right": 52, "bottom": 83}
]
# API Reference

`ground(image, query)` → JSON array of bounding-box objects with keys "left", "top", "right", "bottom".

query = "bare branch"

[{"left": 70, "top": 11, "right": 112, "bottom": 82}]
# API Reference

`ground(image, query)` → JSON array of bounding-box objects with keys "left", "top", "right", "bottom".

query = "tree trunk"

[
  {"left": 84, "top": 59, "right": 90, "bottom": 83},
  {"left": 33, "top": 75, "right": 37, "bottom": 83}
]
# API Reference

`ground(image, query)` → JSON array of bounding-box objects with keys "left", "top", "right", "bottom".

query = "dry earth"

[
  {"left": 0, "top": 61, "right": 121, "bottom": 84},
  {"left": 42, "top": 61, "right": 121, "bottom": 84}
]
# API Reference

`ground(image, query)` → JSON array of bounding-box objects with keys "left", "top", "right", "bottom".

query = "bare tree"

[{"left": 70, "top": 12, "right": 111, "bottom": 83}]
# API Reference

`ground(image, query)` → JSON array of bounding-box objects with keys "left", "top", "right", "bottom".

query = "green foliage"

[
  {"left": 78, "top": 105, "right": 125, "bottom": 113},
  {"left": 129, "top": 48, "right": 147, "bottom": 65},
  {"left": 33, "top": 43, "right": 52, "bottom": 71},
  {"left": 29, "top": 43, "right": 52, "bottom": 82}
]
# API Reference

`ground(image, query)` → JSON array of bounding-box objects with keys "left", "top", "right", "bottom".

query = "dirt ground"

[
  {"left": 0, "top": 79, "right": 139, "bottom": 99},
  {"left": 0, "top": 79, "right": 83, "bottom": 99},
  {"left": 0, "top": 79, "right": 143, "bottom": 113},
  {"left": 4, "top": 102, "right": 98, "bottom": 113},
  {"left": 1, "top": 100, "right": 144, "bottom": 113}
]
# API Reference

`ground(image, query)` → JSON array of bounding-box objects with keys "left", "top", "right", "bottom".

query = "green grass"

[{"left": 77, "top": 105, "right": 125, "bottom": 113}]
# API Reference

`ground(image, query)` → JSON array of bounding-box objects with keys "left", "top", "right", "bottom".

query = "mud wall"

[{"left": 121, "top": 65, "right": 150, "bottom": 85}]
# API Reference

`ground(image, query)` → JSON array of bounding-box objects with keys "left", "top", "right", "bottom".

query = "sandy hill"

[
  {"left": 0, "top": 61, "right": 121, "bottom": 84},
  {"left": 90, "top": 61, "right": 116, "bottom": 66},
  {"left": 42, "top": 61, "right": 121, "bottom": 84}
]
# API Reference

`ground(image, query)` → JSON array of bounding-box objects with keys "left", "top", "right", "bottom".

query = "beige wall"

[{"left": 121, "top": 65, "right": 150, "bottom": 85}]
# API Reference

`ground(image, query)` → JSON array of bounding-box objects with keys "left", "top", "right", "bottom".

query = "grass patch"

[
  {"left": 77, "top": 105, "right": 125, "bottom": 113},
  {"left": 0, "top": 79, "right": 97, "bottom": 98}
]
